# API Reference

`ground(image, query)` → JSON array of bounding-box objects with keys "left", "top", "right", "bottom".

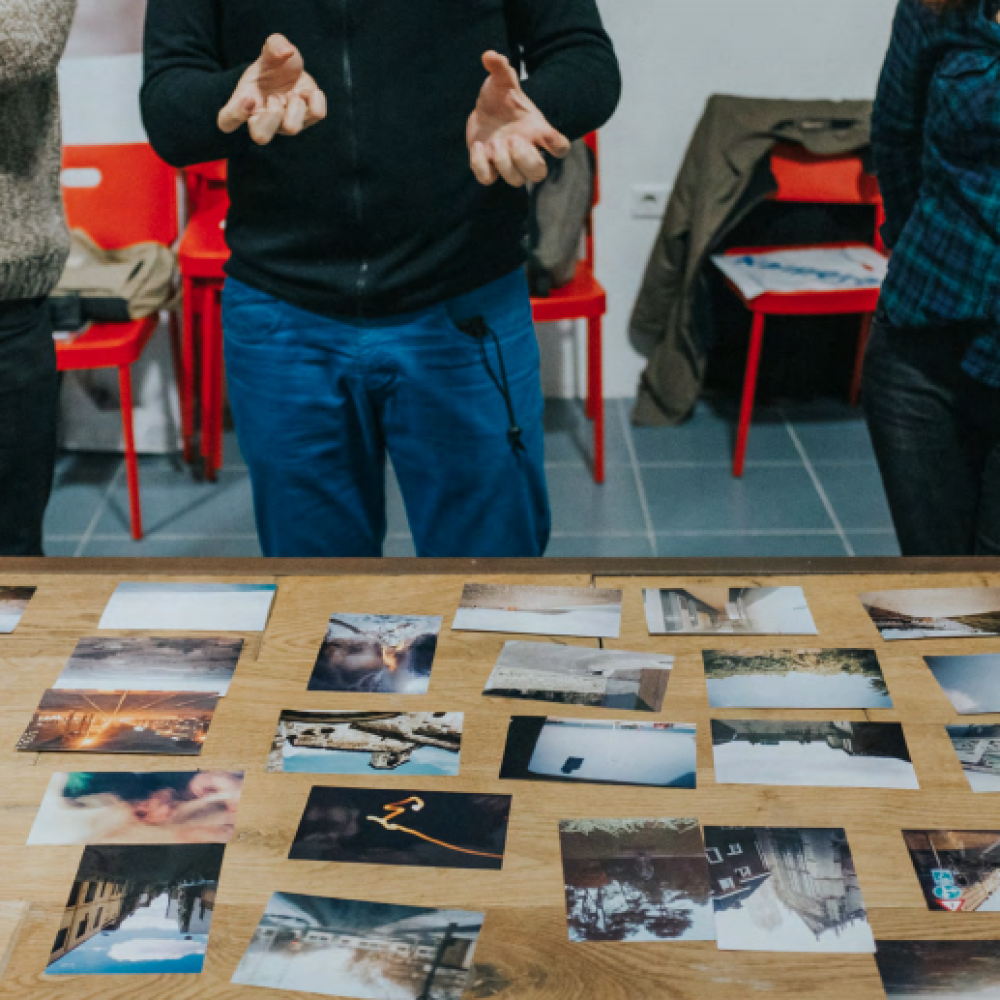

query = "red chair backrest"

[
  {"left": 62, "top": 144, "right": 178, "bottom": 248},
  {"left": 769, "top": 143, "right": 885, "bottom": 252}
]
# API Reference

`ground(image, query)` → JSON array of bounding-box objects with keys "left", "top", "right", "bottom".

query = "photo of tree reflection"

[
  {"left": 308, "top": 615, "right": 442, "bottom": 695},
  {"left": 558, "top": 819, "right": 715, "bottom": 942}
]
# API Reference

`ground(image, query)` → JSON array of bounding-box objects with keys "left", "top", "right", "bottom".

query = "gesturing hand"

[
  {"left": 218, "top": 34, "right": 328, "bottom": 146},
  {"left": 467, "top": 51, "right": 571, "bottom": 188}
]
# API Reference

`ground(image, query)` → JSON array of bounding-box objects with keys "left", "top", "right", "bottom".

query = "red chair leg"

[
  {"left": 118, "top": 365, "right": 144, "bottom": 541},
  {"left": 167, "top": 308, "right": 185, "bottom": 457},
  {"left": 588, "top": 315, "right": 605, "bottom": 485},
  {"left": 181, "top": 277, "right": 197, "bottom": 463},
  {"left": 851, "top": 313, "right": 873, "bottom": 407},
  {"left": 734, "top": 312, "right": 766, "bottom": 479},
  {"left": 585, "top": 319, "right": 597, "bottom": 421}
]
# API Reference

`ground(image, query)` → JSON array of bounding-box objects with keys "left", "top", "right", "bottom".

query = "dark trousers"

[
  {"left": 0, "top": 299, "right": 58, "bottom": 556},
  {"left": 863, "top": 317, "right": 1000, "bottom": 556}
]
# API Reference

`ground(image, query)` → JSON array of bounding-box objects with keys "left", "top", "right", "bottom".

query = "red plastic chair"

[
  {"left": 721, "top": 144, "right": 886, "bottom": 477},
  {"left": 59, "top": 143, "right": 180, "bottom": 540},
  {"left": 531, "top": 132, "right": 607, "bottom": 484},
  {"left": 178, "top": 165, "right": 230, "bottom": 479}
]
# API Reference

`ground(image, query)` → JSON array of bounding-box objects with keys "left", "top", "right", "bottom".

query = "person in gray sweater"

[{"left": 0, "top": 0, "right": 77, "bottom": 556}]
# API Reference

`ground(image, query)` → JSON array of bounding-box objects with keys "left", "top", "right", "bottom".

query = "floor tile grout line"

[
  {"left": 73, "top": 460, "right": 126, "bottom": 557},
  {"left": 780, "top": 410, "right": 855, "bottom": 557},
  {"left": 617, "top": 399, "right": 657, "bottom": 556}
]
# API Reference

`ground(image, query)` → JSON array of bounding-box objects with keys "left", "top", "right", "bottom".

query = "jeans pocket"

[{"left": 222, "top": 279, "right": 287, "bottom": 345}]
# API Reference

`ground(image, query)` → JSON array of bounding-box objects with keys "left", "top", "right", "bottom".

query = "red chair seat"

[
  {"left": 532, "top": 263, "right": 607, "bottom": 323},
  {"left": 178, "top": 201, "right": 230, "bottom": 279},
  {"left": 56, "top": 317, "right": 159, "bottom": 372}
]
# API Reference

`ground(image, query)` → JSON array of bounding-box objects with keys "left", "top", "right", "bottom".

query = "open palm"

[{"left": 467, "top": 51, "right": 570, "bottom": 187}]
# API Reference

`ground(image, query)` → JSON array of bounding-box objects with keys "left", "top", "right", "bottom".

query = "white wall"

[{"left": 58, "top": 0, "right": 899, "bottom": 399}]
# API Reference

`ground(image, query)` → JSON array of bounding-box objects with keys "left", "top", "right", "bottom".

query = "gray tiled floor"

[{"left": 44, "top": 397, "right": 901, "bottom": 558}]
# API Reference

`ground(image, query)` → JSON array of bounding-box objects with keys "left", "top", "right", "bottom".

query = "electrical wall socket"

[{"left": 631, "top": 184, "right": 669, "bottom": 219}]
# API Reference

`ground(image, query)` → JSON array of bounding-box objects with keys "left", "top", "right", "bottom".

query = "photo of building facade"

[{"left": 644, "top": 587, "right": 817, "bottom": 636}]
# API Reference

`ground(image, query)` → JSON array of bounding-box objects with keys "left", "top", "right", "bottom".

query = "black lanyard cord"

[{"left": 455, "top": 316, "right": 526, "bottom": 454}]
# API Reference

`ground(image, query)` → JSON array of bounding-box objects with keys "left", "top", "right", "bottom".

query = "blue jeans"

[{"left": 222, "top": 269, "right": 551, "bottom": 557}]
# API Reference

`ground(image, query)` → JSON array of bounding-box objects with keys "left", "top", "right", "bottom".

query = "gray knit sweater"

[{"left": 0, "top": 0, "right": 78, "bottom": 302}]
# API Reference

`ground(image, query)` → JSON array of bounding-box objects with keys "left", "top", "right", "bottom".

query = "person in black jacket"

[{"left": 141, "top": 1, "right": 621, "bottom": 558}]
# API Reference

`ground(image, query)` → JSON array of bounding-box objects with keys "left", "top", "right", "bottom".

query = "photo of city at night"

[
  {"left": 307, "top": 614, "right": 442, "bottom": 695},
  {"left": 0, "top": 585, "right": 35, "bottom": 633},
  {"left": 289, "top": 787, "right": 511, "bottom": 871},
  {"left": 46, "top": 843, "right": 224, "bottom": 975},
  {"left": 16, "top": 689, "right": 220, "bottom": 755},
  {"left": 875, "top": 940, "right": 1000, "bottom": 997},
  {"left": 232, "top": 892, "right": 485, "bottom": 999}
]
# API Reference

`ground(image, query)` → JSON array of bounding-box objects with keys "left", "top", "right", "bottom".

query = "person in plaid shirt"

[{"left": 865, "top": 0, "right": 1000, "bottom": 555}]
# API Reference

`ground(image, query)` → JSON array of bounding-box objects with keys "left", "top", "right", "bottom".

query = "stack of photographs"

[
  {"left": 948, "top": 725, "right": 1000, "bottom": 792},
  {"left": 925, "top": 654, "right": 1000, "bottom": 715},
  {"left": 98, "top": 582, "right": 277, "bottom": 632},
  {"left": 15, "top": 638, "right": 244, "bottom": 756},
  {"left": 28, "top": 770, "right": 245, "bottom": 845},
  {"left": 45, "top": 843, "right": 225, "bottom": 976},
  {"left": 703, "top": 648, "right": 892, "bottom": 709},
  {"left": 232, "top": 893, "right": 485, "bottom": 1000},
  {"left": 483, "top": 641, "right": 672, "bottom": 713},
  {"left": 860, "top": 588, "right": 1000, "bottom": 640},
  {"left": 0, "top": 585, "right": 35, "bottom": 633},
  {"left": 307, "top": 614, "right": 442, "bottom": 694},
  {"left": 556, "top": 820, "right": 874, "bottom": 953},
  {"left": 710, "top": 720, "right": 919, "bottom": 789},
  {"left": 289, "top": 787, "right": 512, "bottom": 871},
  {"left": 267, "top": 711, "right": 463, "bottom": 776},
  {"left": 644, "top": 587, "right": 818, "bottom": 636},
  {"left": 452, "top": 583, "right": 623, "bottom": 639},
  {"left": 500, "top": 717, "right": 697, "bottom": 789}
]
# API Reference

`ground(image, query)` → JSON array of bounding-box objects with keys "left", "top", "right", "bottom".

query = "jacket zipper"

[{"left": 340, "top": 0, "right": 368, "bottom": 315}]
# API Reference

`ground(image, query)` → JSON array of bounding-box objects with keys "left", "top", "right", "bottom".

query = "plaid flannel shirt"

[{"left": 873, "top": 0, "right": 1000, "bottom": 386}]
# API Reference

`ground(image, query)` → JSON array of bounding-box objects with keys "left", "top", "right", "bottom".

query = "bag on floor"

[
  {"left": 48, "top": 229, "right": 178, "bottom": 328},
  {"left": 524, "top": 139, "right": 595, "bottom": 298}
]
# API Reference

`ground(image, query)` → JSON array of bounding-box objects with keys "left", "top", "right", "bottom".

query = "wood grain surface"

[{"left": 0, "top": 565, "right": 999, "bottom": 999}]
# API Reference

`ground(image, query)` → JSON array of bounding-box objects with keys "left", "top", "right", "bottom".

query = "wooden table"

[{"left": 2, "top": 556, "right": 1000, "bottom": 999}]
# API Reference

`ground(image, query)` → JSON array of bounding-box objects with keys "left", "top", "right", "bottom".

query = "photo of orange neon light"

[
  {"left": 16, "top": 689, "right": 220, "bottom": 755},
  {"left": 289, "top": 786, "right": 511, "bottom": 870}
]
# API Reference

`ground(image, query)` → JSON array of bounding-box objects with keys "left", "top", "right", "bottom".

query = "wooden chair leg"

[
  {"left": 181, "top": 277, "right": 198, "bottom": 464},
  {"left": 851, "top": 313, "right": 873, "bottom": 407},
  {"left": 118, "top": 365, "right": 143, "bottom": 541},
  {"left": 734, "top": 313, "right": 766, "bottom": 479},
  {"left": 588, "top": 314, "right": 605, "bottom": 485}
]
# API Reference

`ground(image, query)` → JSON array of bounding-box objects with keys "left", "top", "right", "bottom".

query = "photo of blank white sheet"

[{"left": 98, "top": 583, "right": 277, "bottom": 632}]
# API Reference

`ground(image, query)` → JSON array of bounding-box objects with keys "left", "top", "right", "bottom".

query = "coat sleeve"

[
  {"left": 507, "top": 0, "right": 622, "bottom": 142},
  {"left": 141, "top": 0, "right": 249, "bottom": 168},
  {"left": 0, "top": 0, "right": 77, "bottom": 92},
  {"left": 871, "top": 0, "right": 939, "bottom": 250}
]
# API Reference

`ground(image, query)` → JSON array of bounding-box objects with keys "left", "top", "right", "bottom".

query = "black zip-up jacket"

[{"left": 141, "top": 0, "right": 621, "bottom": 318}]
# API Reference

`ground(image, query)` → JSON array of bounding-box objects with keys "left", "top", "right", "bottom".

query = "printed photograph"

[
  {"left": 483, "top": 641, "right": 673, "bottom": 713},
  {"left": 500, "top": 717, "right": 696, "bottom": 789},
  {"left": 875, "top": 940, "right": 1000, "bottom": 998},
  {"left": 948, "top": 725, "right": 1000, "bottom": 793},
  {"left": 711, "top": 720, "right": 919, "bottom": 789},
  {"left": 0, "top": 585, "right": 35, "bottom": 633},
  {"left": 288, "top": 787, "right": 511, "bottom": 871},
  {"left": 232, "top": 893, "right": 484, "bottom": 1000},
  {"left": 644, "top": 586, "right": 818, "bottom": 636},
  {"left": 703, "top": 648, "right": 891, "bottom": 709},
  {"left": 704, "top": 826, "right": 874, "bottom": 953},
  {"left": 558, "top": 818, "right": 715, "bottom": 942},
  {"left": 54, "top": 637, "right": 244, "bottom": 697},
  {"left": 46, "top": 843, "right": 224, "bottom": 975},
  {"left": 267, "top": 711, "right": 463, "bottom": 776},
  {"left": 926, "top": 654, "right": 1000, "bottom": 715},
  {"left": 860, "top": 588, "right": 1000, "bottom": 640},
  {"left": 98, "top": 582, "right": 277, "bottom": 632},
  {"left": 307, "top": 614, "right": 442, "bottom": 695},
  {"left": 904, "top": 830, "right": 1000, "bottom": 913},
  {"left": 16, "top": 690, "right": 219, "bottom": 755},
  {"left": 28, "top": 770, "right": 245, "bottom": 845},
  {"left": 452, "top": 583, "right": 623, "bottom": 639}
]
